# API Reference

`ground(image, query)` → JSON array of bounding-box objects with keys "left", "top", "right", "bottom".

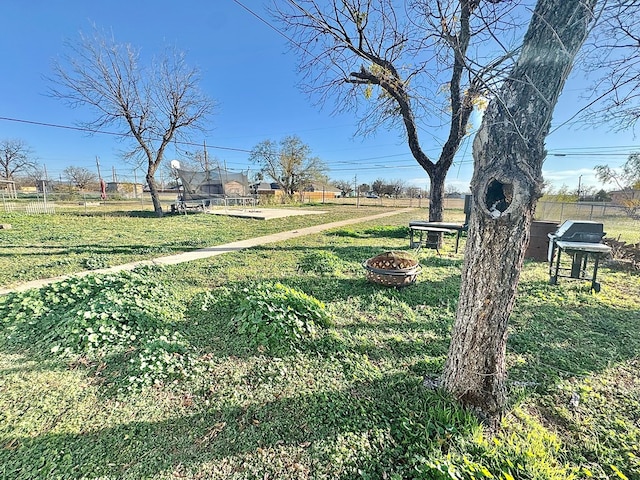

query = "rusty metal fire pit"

[{"left": 363, "top": 251, "right": 421, "bottom": 287}]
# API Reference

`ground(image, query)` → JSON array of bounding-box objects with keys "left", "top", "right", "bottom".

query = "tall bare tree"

[
  {"left": 276, "top": 0, "right": 600, "bottom": 424},
  {"left": 271, "top": 0, "right": 519, "bottom": 223},
  {"left": 0, "top": 139, "right": 36, "bottom": 180},
  {"left": 63, "top": 166, "right": 97, "bottom": 191},
  {"left": 332, "top": 179, "right": 354, "bottom": 197},
  {"left": 249, "top": 135, "right": 327, "bottom": 199},
  {"left": 50, "top": 28, "right": 215, "bottom": 216},
  {"left": 442, "top": 0, "right": 598, "bottom": 423}
]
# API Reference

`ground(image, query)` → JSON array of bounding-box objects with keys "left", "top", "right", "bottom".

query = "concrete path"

[{"left": 1, "top": 208, "right": 415, "bottom": 295}]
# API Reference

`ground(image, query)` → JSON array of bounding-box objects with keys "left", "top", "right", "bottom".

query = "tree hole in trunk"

[{"left": 485, "top": 179, "right": 513, "bottom": 218}]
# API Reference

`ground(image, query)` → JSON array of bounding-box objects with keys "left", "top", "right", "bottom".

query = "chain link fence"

[
  {"left": 0, "top": 190, "right": 634, "bottom": 224},
  {"left": 535, "top": 201, "right": 629, "bottom": 223}
]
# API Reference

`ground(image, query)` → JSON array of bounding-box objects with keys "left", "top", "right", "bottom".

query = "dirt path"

[{"left": 0, "top": 208, "right": 415, "bottom": 295}]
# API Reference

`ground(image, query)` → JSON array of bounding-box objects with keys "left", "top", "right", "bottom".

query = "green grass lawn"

[
  {"left": 0, "top": 206, "right": 638, "bottom": 479},
  {"left": 0, "top": 204, "right": 415, "bottom": 288}
]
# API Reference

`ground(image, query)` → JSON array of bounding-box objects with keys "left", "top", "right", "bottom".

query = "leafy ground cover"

[{"left": 0, "top": 207, "right": 638, "bottom": 479}]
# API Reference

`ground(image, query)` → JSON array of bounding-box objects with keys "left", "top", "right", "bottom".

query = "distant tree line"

[{"left": 331, "top": 178, "right": 419, "bottom": 198}]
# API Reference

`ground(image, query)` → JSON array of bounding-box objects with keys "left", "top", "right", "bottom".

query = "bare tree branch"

[
  {"left": 249, "top": 135, "right": 328, "bottom": 199},
  {"left": 580, "top": 0, "right": 640, "bottom": 131},
  {"left": 272, "top": 0, "right": 524, "bottom": 221},
  {"left": 49, "top": 27, "right": 215, "bottom": 216},
  {"left": 0, "top": 139, "right": 37, "bottom": 180}
]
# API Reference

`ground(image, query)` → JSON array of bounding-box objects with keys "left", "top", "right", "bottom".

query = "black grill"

[
  {"left": 549, "top": 220, "right": 605, "bottom": 243},
  {"left": 548, "top": 220, "right": 611, "bottom": 292}
]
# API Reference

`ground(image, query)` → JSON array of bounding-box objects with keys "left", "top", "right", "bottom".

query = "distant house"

[
  {"left": 249, "top": 181, "right": 341, "bottom": 200},
  {"left": 610, "top": 189, "right": 640, "bottom": 206},
  {"left": 251, "top": 182, "right": 282, "bottom": 196},
  {"left": 303, "top": 183, "right": 342, "bottom": 199},
  {"left": 106, "top": 182, "right": 144, "bottom": 198}
]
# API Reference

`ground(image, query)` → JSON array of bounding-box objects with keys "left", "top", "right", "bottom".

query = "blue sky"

[{"left": 1, "top": 0, "right": 637, "bottom": 193}]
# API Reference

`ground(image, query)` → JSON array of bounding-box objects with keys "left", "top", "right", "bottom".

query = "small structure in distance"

[{"left": 170, "top": 160, "right": 252, "bottom": 213}]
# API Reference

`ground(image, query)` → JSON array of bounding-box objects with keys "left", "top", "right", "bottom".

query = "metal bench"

[{"left": 409, "top": 221, "right": 466, "bottom": 253}]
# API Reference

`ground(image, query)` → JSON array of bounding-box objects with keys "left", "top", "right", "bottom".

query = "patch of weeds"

[
  {"left": 184, "top": 288, "right": 236, "bottom": 343},
  {"left": 298, "top": 250, "right": 345, "bottom": 276},
  {"left": 40, "top": 232, "right": 81, "bottom": 242},
  {"left": 175, "top": 238, "right": 205, "bottom": 248},
  {"left": 330, "top": 225, "right": 409, "bottom": 240},
  {"left": 234, "top": 282, "right": 332, "bottom": 354},
  {"left": 137, "top": 245, "right": 173, "bottom": 255},
  {"left": 331, "top": 228, "right": 366, "bottom": 238},
  {"left": 400, "top": 406, "right": 579, "bottom": 480},
  {"left": 409, "top": 356, "right": 447, "bottom": 377},
  {"left": 340, "top": 351, "right": 383, "bottom": 381},
  {"left": 362, "top": 290, "right": 419, "bottom": 323},
  {"left": 43, "top": 257, "right": 75, "bottom": 268},
  {"left": 0, "top": 266, "right": 199, "bottom": 391},
  {"left": 82, "top": 253, "right": 110, "bottom": 270},
  {"left": 537, "top": 360, "right": 640, "bottom": 479},
  {"left": 126, "top": 335, "right": 206, "bottom": 390}
]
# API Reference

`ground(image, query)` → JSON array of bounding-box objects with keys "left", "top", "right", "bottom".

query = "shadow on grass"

[
  {"left": 0, "top": 371, "right": 477, "bottom": 479},
  {"left": 0, "top": 241, "right": 205, "bottom": 257},
  {"left": 182, "top": 272, "right": 459, "bottom": 361},
  {"left": 0, "top": 354, "right": 70, "bottom": 376},
  {"left": 508, "top": 282, "right": 640, "bottom": 386},
  {"left": 328, "top": 225, "right": 409, "bottom": 239},
  {"left": 74, "top": 210, "right": 162, "bottom": 219}
]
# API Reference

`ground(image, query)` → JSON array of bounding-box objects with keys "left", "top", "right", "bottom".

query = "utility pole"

[
  {"left": 96, "top": 156, "right": 106, "bottom": 201},
  {"left": 577, "top": 174, "right": 583, "bottom": 202},
  {"left": 204, "top": 140, "right": 210, "bottom": 176},
  {"left": 354, "top": 174, "right": 359, "bottom": 208},
  {"left": 42, "top": 164, "right": 49, "bottom": 208},
  {"left": 95, "top": 156, "right": 102, "bottom": 181}
]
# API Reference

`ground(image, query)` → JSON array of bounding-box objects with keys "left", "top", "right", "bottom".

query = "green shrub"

[
  {"left": 234, "top": 282, "right": 332, "bottom": 353},
  {"left": 331, "top": 228, "right": 366, "bottom": 238}
]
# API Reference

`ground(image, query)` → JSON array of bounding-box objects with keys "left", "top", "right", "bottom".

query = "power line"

[
  {"left": 231, "top": 0, "right": 298, "bottom": 46},
  {"left": 0, "top": 115, "right": 251, "bottom": 153},
  {"left": 3, "top": 113, "right": 636, "bottom": 179},
  {"left": 0, "top": 115, "right": 120, "bottom": 136},
  {"left": 0, "top": 114, "right": 430, "bottom": 165}
]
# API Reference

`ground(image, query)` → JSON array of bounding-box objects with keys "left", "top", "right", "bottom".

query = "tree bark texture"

[
  {"left": 146, "top": 173, "right": 163, "bottom": 217},
  {"left": 428, "top": 172, "right": 446, "bottom": 223},
  {"left": 442, "top": 0, "right": 598, "bottom": 422}
]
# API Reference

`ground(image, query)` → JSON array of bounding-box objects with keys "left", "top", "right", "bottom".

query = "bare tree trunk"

[
  {"left": 425, "top": 170, "right": 447, "bottom": 248},
  {"left": 428, "top": 173, "right": 446, "bottom": 223},
  {"left": 146, "top": 174, "right": 163, "bottom": 217},
  {"left": 442, "top": 0, "right": 598, "bottom": 424}
]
